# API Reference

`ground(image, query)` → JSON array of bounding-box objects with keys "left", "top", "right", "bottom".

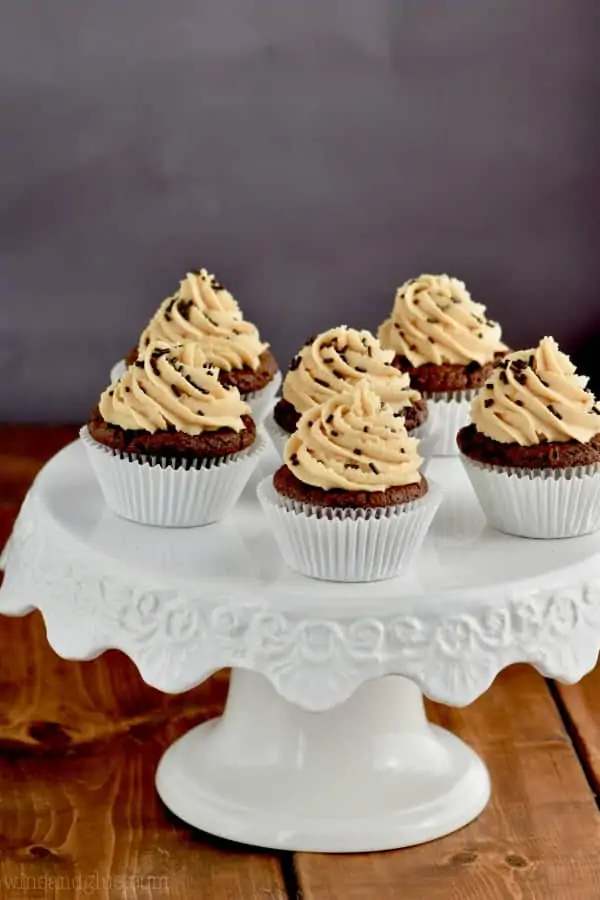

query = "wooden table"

[{"left": 1, "top": 425, "right": 600, "bottom": 900}]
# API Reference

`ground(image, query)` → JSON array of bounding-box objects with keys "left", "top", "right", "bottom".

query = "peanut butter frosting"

[
  {"left": 138, "top": 269, "right": 268, "bottom": 372},
  {"left": 99, "top": 341, "right": 250, "bottom": 434},
  {"left": 378, "top": 274, "right": 506, "bottom": 367},
  {"left": 282, "top": 326, "right": 421, "bottom": 415},
  {"left": 284, "top": 379, "right": 422, "bottom": 491},
  {"left": 471, "top": 336, "right": 600, "bottom": 445}
]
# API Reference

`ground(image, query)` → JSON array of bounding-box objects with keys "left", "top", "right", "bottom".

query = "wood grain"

[
  {"left": 295, "top": 667, "right": 600, "bottom": 900},
  {"left": 0, "top": 424, "right": 79, "bottom": 507},
  {"left": 556, "top": 670, "right": 600, "bottom": 796},
  {"left": 0, "top": 426, "right": 288, "bottom": 900},
  {"left": 0, "top": 614, "right": 289, "bottom": 900}
]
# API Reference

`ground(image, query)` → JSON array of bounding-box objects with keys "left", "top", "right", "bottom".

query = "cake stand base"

[{"left": 156, "top": 669, "right": 490, "bottom": 853}]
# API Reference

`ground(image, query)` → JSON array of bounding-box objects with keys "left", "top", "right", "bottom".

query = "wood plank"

[
  {"left": 0, "top": 427, "right": 289, "bottom": 899},
  {"left": 295, "top": 667, "right": 600, "bottom": 900},
  {"left": 556, "top": 670, "right": 600, "bottom": 794},
  {"left": 0, "top": 614, "right": 289, "bottom": 900},
  {"left": 0, "top": 424, "right": 79, "bottom": 507}
]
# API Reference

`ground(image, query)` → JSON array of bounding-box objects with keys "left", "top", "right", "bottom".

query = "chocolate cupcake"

[
  {"left": 378, "top": 274, "right": 506, "bottom": 456},
  {"left": 457, "top": 337, "right": 600, "bottom": 538},
  {"left": 257, "top": 379, "right": 442, "bottom": 582},
  {"left": 125, "top": 269, "right": 280, "bottom": 422},
  {"left": 266, "top": 326, "right": 428, "bottom": 456},
  {"left": 82, "top": 341, "right": 266, "bottom": 527}
]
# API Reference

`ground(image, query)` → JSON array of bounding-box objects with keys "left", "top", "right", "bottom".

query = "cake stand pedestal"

[
  {"left": 156, "top": 670, "right": 489, "bottom": 852},
  {"left": 2, "top": 443, "right": 600, "bottom": 853}
]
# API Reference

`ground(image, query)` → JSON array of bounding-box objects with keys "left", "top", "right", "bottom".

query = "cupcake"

[
  {"left": 125, "top": 269, "right": 280, "bottom": 422},
  {"left": 457, "top": 336, "right": 600, "bottom": 538},
  {"left": 257, "top": 379, "right": 442, "bottom": 582},
  {"left": 267, "top": 326, "right": 428, "bottom": 456},
  {"left": 82, "top": 340, "right": 266, "bottom": 527},
  {"left": 378, "top": 274, "right": 506, "bottom": 456}
]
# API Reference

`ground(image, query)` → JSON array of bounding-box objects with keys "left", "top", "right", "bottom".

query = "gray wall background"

[{"left": 1, "top": 1, "right": 599, "bottom": 421}]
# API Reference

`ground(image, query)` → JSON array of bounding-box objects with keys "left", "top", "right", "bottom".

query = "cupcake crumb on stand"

[
  {"left": 266, "top": 326, "right": 429, "bottom": 457},
  {"left": 82, "top": 340, "right": 266, "bottom": 527},
  {"left": 258, "top": 379, "right": 442, "bottom": 582},
  {"left": 378, "top": 274, "right": 506, "bottom": 456},
  {"left": 457, "top": 336, "right": 600, "bottom": 538}
]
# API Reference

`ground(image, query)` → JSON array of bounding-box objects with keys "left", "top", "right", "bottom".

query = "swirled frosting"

[
  {"left": 284, "top": 379, "right": 422, "bottom": 491},
  {"left": 99, "top": 341, "right": 250, "bottom": 434},
  {"left": 138, "top": 269, "right": 268, "bottom": 371},
  {"left": 282, "top": 326, "right": 421, "bottom": 415},
  {"left": 378, "top": 274, "right": 506, "bottom": 366},
  {"left": 471, "top": 336, "right": 600, "bottom": 445}
]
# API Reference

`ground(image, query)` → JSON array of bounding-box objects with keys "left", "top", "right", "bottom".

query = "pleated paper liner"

[
  {"left": 264, "top": 413, "right": 290, "bottom": 458},
  {"left": 257, "top": 476, "right": 443, "bottom": 582},
  {"left": 418, "top": 389, "right": 479, "bottom": 457},
  {"left": 461, "top": 454, "right": 600, "bottom": 539},
  {"left": 80, "top": 425, "right": 267, "bottom": 527},
  {"left": 244, "top": 370, "right": 282, "bottom": 424}
]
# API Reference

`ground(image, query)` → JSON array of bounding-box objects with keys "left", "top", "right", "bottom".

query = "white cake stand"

[{"left": 2, "top": 443, "right": 600, "bottom": 854}]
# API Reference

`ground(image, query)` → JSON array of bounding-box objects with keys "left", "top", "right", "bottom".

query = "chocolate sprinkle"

[
  {"left": 515, "top": 399, "right": 524, "bottom": 406},
  {"left": 314, "top": 378, "right": 329, "bottom": 388},
  {"left": 355, "top": 366, "right": 367, "bottom": 373},
  {"left": 369, "top": 462, "right": 379, "bottom": 474},
  {"left": 354, "top": 448, "right": 362, "bottom": 455},
  {"left": 289, "top": 355, "right": 301, "bottom": 371},
  {"left": 499, "top": 371, "right": 509, "bottom": 385},
  {"left": 484, "top": 398, "right": 494, "bottom": 407},
  {"left": 548, "top": 404, "right": 563, "bottom": 420}
]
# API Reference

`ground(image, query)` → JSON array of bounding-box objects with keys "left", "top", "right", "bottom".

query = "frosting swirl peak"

[
  {"left": 283, "top": 326, "right": 421, "bottom": 415},
  {"left": 471, "top": 336, "right": 600, "bottom": 445},
  {"left": 139, "top": 269, "right": 268, "bottom": 371},
  {"left": 378, "top": 274, "right": 505, "bottom": 367},
  {"left": 284, "top": 379, "right": 422, "bottom": 491},
  {"left": 99, "top": 341, "right": 250, "bottom": 434}
]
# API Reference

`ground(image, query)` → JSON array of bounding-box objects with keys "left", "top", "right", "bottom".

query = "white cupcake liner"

[
  {"left": 257, "top": 477, "right": 443, "bottom": 582},
  {"left": 461, "top": 454, "right": 600, "bottom": 539},
  {"left": 244, "top": 370, "right": 282, "bottom": 424},
  {"left": 108, "top": 360, "right": 280, "bottom": 426},
  {"left": 410, "top": 414, "right": 441, "bottom": 464},
  {"left": 421, "top": 390, "right": 478, "bottom": 457},
  {"left": 80, "top": 426, "right": 267, "bottom": 527},
  {"left": 110, "top": 358, "right": 127, "bottom": 383},
  {"left": 264, "top": 412, "right": 291, "bottom": 458}
]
